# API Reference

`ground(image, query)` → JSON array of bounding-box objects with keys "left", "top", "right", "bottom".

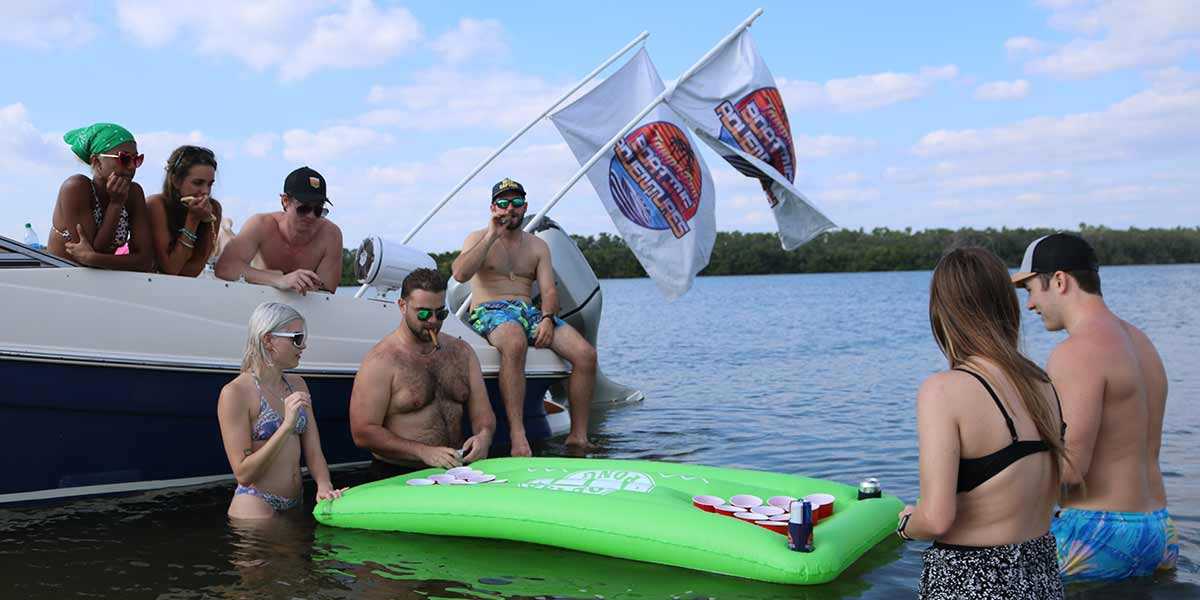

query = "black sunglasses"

[
  {"left": 269, "top": 331, "right": 306, "bottom": 348},
  {"left": 493, "top": 197, "right": 527, "bottom": 209},
  {"left": 415, "top": 307, "right": 450, "bottom": 321},
  {"left": 293, "top": 203, "right": 329, "bottom": 218}
]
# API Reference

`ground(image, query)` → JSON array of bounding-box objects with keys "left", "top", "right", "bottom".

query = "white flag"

[
  {"left": 550, "top": 49, "right": 716, "bottom": 299},
  {"left": 668, "top": 30, "right": 835, "bottom": 250}
]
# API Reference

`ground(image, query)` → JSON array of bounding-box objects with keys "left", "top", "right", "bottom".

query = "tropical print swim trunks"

[
  {"left": 468, "top": 299, "right": 565, "bottom": 341},
  {"left": 1052, "top": 507, "right": 1170, "bottom": 582}
]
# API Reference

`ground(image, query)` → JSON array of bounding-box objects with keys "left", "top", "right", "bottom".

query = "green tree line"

[{"left": 341, "top": 224, "right": 1200, "bottom": 285}]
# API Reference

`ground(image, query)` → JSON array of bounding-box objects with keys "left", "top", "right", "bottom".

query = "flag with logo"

[
  {"left": 550, "top": 49, "right": 716, "bottom": 299},
  {"left": 667, "top": 30, "right": 834, "bottom": 250}
]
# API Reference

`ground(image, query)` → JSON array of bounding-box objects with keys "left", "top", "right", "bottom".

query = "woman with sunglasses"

[
  {"left": 145, "top": 145, "right": 224, "bottom": 276},
  {"left": 47, "top": 122, "right": 153, "bottom": 271},
  {"left": 217, "top": 302, "right": 345, "bottom": 518}
]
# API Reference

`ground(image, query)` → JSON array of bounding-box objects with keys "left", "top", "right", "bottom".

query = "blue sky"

[{"left": 3, "top": 1, "right": 1198, "bottom": 252}]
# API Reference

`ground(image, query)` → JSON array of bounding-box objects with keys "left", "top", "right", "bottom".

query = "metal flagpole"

[
  {"left": 354, "top": 30, "right": 649, "bottom": 299},
  {"left": 454, "top": 8, "right": 765, "bottom": 317}
]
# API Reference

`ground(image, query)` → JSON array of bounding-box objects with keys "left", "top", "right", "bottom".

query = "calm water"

[{"left": 2, "top": 265, "right": 1197, "bottom": 598}]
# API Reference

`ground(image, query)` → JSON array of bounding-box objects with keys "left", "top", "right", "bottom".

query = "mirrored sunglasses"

[{"left": 269, "top": 331, "right": 306, "bottom": 348}]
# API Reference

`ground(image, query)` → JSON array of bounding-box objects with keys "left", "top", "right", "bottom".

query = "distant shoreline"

[{"left": 340, "top": 224, "right": 1200, "bottom": 285}]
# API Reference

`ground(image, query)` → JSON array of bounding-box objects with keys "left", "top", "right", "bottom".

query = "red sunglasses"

[{"left": 97, "top": 151, "right": 145, "bottom": 169}]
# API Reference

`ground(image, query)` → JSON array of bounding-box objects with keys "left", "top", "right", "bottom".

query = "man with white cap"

[{"left": 1012, "top": 232, "right": 1176, "bottom": 582}]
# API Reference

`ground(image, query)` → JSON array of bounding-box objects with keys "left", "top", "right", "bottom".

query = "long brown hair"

[
  {"left": 929, "top": 247, "right": 1067, "bottom": 486},
  {"left": 162, "top": 145, "right": 218, "bottom": 245}
]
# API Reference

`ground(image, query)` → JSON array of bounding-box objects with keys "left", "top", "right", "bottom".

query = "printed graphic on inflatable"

[
  {"left": 520, "top": 469, "right": 656, "bottom": 496},
  {"left": 608, "top": 121, "right": 704, "bottom": 239},
  {"left": 713, "top": 87, "right": 796, "bottom": 207}
]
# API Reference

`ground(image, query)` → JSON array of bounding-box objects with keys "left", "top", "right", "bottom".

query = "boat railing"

[{"left": 0, "top": 235, "right": 76, "bottom": 269}]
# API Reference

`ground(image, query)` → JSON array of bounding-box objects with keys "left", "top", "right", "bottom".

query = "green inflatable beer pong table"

[{"left": 314, "top": 457, "right": 903, "bottom": 585}]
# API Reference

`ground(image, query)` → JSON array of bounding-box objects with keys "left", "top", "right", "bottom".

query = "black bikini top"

[{"left": 955, "top": 368, "right": 1066, "bottom": 493}]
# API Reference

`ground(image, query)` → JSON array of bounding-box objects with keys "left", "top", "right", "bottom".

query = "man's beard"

[
  {"left": 506, "top": 215, "right": 523, "bottom": 230},
  {"left": 409, "top": 320, "right": 436, "bottom": 342}
]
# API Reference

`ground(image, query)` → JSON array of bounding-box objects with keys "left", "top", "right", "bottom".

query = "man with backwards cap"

[
  {"left": 216, "top": 166, "right": 343, "bottom": 293},
  {"left": 1012, "top": 233, "right": 1176, "bottom": 582},
  {"left": 452, "top": 178, "right": 598, "bottom": 456}
]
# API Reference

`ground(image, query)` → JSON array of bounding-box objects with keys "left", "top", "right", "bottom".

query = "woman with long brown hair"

[
  {"left": 145, "top": 145, "right": 223, "bottom": 276},
  {"left": 898, "top": 247, "right": 1067, "bottom": 599}
]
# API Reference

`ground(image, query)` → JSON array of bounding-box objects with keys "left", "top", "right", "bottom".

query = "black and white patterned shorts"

[{"left": 919, "top": 532, "right": 1064, "bottom": 599}]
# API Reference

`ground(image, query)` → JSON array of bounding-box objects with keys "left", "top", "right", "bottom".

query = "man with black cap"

[
  {"left": 1013, "top": 233, "right": 1176, "bottom": 581},
  {"left": 216, "top": 166, "right": 343, "bottom": 293},
  {"left": 451, "top": 178, "right": 597, "bottom": 456}
]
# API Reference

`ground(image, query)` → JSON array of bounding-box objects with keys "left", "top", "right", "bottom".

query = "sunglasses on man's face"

[
  {"left": 292, "top": 203, "right": 329, "bottom": 218},
  {"left": 415, "top": 307, "right": 450, "bottom": 321},
  {"left": 270, "top": 331, "right": 306, "bottom": 348},
  {"left": 98, "top": 151, "right": 145, "bottom": 170},
  {"left": 493, "top": 197, "right": 527, "bottom": 209}
]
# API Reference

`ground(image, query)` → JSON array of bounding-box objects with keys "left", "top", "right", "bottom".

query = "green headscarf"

[{"left": 63, "top": 123, "right": 135, "bottom": 164}]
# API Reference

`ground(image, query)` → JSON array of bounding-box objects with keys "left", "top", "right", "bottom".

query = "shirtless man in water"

[
  {"left": 215, "top": 166, "right": 343, "bottom": 294},
  {"left": 1013, "top": 233, "right": 1176, "bottom": 582},
  {"left": 451, "top": 178, "right": 597, "bottom": 456},
  {"left": 349, "top": 268, "right": 495, "bottom": 478}
]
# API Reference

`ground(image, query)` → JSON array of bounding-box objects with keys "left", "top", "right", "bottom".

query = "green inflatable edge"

[{"left": 313, "top": 457, "right": 904, "bottom": 585}]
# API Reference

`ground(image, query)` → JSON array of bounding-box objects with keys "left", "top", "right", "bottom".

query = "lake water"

[{"left": 2, "top": 265, "right": 1197, "bottom": 598}]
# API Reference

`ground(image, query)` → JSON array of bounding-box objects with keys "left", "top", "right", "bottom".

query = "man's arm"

[
  {"left": 460, "top": 347, "right": 496, "bottom": 462},
  {"left": 533, "top": 237, "right": 558, "bottom": 315},
  {"left": 313, "top": 223, "right": 344, "bottom": 292},
  {"left": 451, "top": 229, "right": 496, "bottom": 283},
  {"left": 348, "top": 353, "right": 460, "bottom": 468},
  {"left": 1048, "top": 341, "right": 1106, "bottom": 485}
]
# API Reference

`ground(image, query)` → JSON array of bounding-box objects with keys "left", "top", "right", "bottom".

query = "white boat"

[{"left": 0, "top": 221, "right": 642, "bottom": 504}]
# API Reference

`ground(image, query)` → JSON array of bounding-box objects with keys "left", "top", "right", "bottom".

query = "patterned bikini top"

[
  {"left": 90, "top": 180, "right": 131, "bottom": 250},
  {"left": 251, "top": 374, "right": 308, "bottom": 441}
]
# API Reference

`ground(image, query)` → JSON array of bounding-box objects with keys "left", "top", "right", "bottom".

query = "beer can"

[{"left": 858, "top": 477, "right": 881, "bottom": 500}]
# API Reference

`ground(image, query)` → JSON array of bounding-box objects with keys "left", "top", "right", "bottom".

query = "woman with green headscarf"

[{"left": 47, "top": 122, "right": 153, "bottom": 271}]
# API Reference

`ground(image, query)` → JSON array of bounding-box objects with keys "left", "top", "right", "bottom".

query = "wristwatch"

[
  {"left": 540, "top": 314, "right": 555, "bottom": 322},
  {"left": 896, "top": 513, "right": 913, "bottom": 541}
]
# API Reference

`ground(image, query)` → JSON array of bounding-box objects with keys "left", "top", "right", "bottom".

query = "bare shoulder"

[
  {"left": 917, "top": 370, "right": 965, "bottom": 405},
  {"left": 284, "top": 373, "right": 309, "bottom": 392},
  {"left": 318, "top": 218, "right": 343, "bottom": 246},
  {"left": 528, "top": 232, "right": 550, "bottom": 253},
  {"left": 463, "top": 228, "right": 485, "bottom": 243},
  {"left": 239, "top": 212, "right": 275, "bottom": 237},
  {"left": 57, "top": 175, "right": 92, "bottom": 204},
  {"left": 219, "top": 373, "right": 255, "bottom": 407},
  {"left": 1048, "top": 331, "right": 1102, "bottom": 371}
]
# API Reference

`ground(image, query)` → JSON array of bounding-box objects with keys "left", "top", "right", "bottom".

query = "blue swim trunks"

[
  {"left": 1052, "top": 507, "right": 1172, "bottom": 582},
  {"left": 468, "top": 299, "right": 565, "bottom": 341}
]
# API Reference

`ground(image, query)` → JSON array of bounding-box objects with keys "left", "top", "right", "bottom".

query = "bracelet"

[
  {"left": 540, "top": 314, "right": 555, "bottom": 321},
  {"left": 178, "top": 227, "right": 197, "bottom": 242},
  {"left": 896, "top": 513, "right": 913, "bottom": 541},
  {"left": 179, "top": 238, "right": 195, "bottom": 249}
]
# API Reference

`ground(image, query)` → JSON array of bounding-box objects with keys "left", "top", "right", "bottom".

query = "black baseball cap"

[
  {"left": 1011, "top": 233, "right": 1099, "bottom": 286},
  {"left": 283, "top": 166, "right": 332, "bottom": 205},
  {"left": 491, "top": 177, "right": 525, "bottom": 200}
]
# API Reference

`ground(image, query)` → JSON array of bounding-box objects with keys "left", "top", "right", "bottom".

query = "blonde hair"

[
  {"left": 241, "top": 302, "right": 305, "bottom": 374},
  {"left": 929, "top": 247, "right": 1067, "bottom": 488}
]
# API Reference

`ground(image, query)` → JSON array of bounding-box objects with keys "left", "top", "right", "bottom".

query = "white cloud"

[
  {"left": 0, "top": 3, "right": 97, "bottom": 50},
  {"left": 913, "top": 77, "right": 1200, "bottom": 162},
  {"left": 282, "top": 126, "right": 393, "bottom": 164},
  {"left": 1005, "top": 36, "right": 1046, "bottom": 56},
  {"left": 974, "top": 79, "right": 1031, "bottom": 101},
  {"left": 939, "top": 169, "right": 1070, "bottom": 192},
  {"left": 115, "top": 0, "right": 421, "bottom": 81},
  {"left": 362, "top": 68, "right": 568, "bottom": 130},
  {"left": 1023, "top": 0, "right": 1200, "bottom": 78},
  {"left": 0, "top": 103, "right": 72, "bottom": 172},
  {"left": 432, "top": 18, "right": 508, "bottom": 65},
  {"left": 242, "top": 133, "right": 279, "bottom": 158},
  {"left": 134, "top": 130, "right": 210, "bottom": 169},
  {"left": 779, "top": 65, "right": 958, "bottom": 112}
]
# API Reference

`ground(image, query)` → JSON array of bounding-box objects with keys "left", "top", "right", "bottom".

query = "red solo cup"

[
  {"left": 758, "top": 520, "right": 790, "bottom": 535},
  {"left": 734, "top": 511, "right": 767, "bottom": 523},
  {"left": 751, "top": 505, "right": 785, "bottom": 517},
  {"left": 730, "top": 494, "right": 763, "bottom": 509},
  {"left": 804, "top": 493, "right": 836, "bottom": 520},
  {"left": 714, "top": 504, "right": 743, "bottom": 517},
  {"left": 692, "top": 495, "right": 725, "bottom": 512},
  {"left": 768, "top": 495, "right": 797, "bottom": 511}
]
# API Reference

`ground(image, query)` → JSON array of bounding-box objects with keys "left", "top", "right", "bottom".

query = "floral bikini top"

[{"left": 251, "top": 375, "right": 308, "bottom": 441}]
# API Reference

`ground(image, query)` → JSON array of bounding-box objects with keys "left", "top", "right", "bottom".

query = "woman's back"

[{"left": 939, "top": 359, "right": 1061, "bottom": 547}]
